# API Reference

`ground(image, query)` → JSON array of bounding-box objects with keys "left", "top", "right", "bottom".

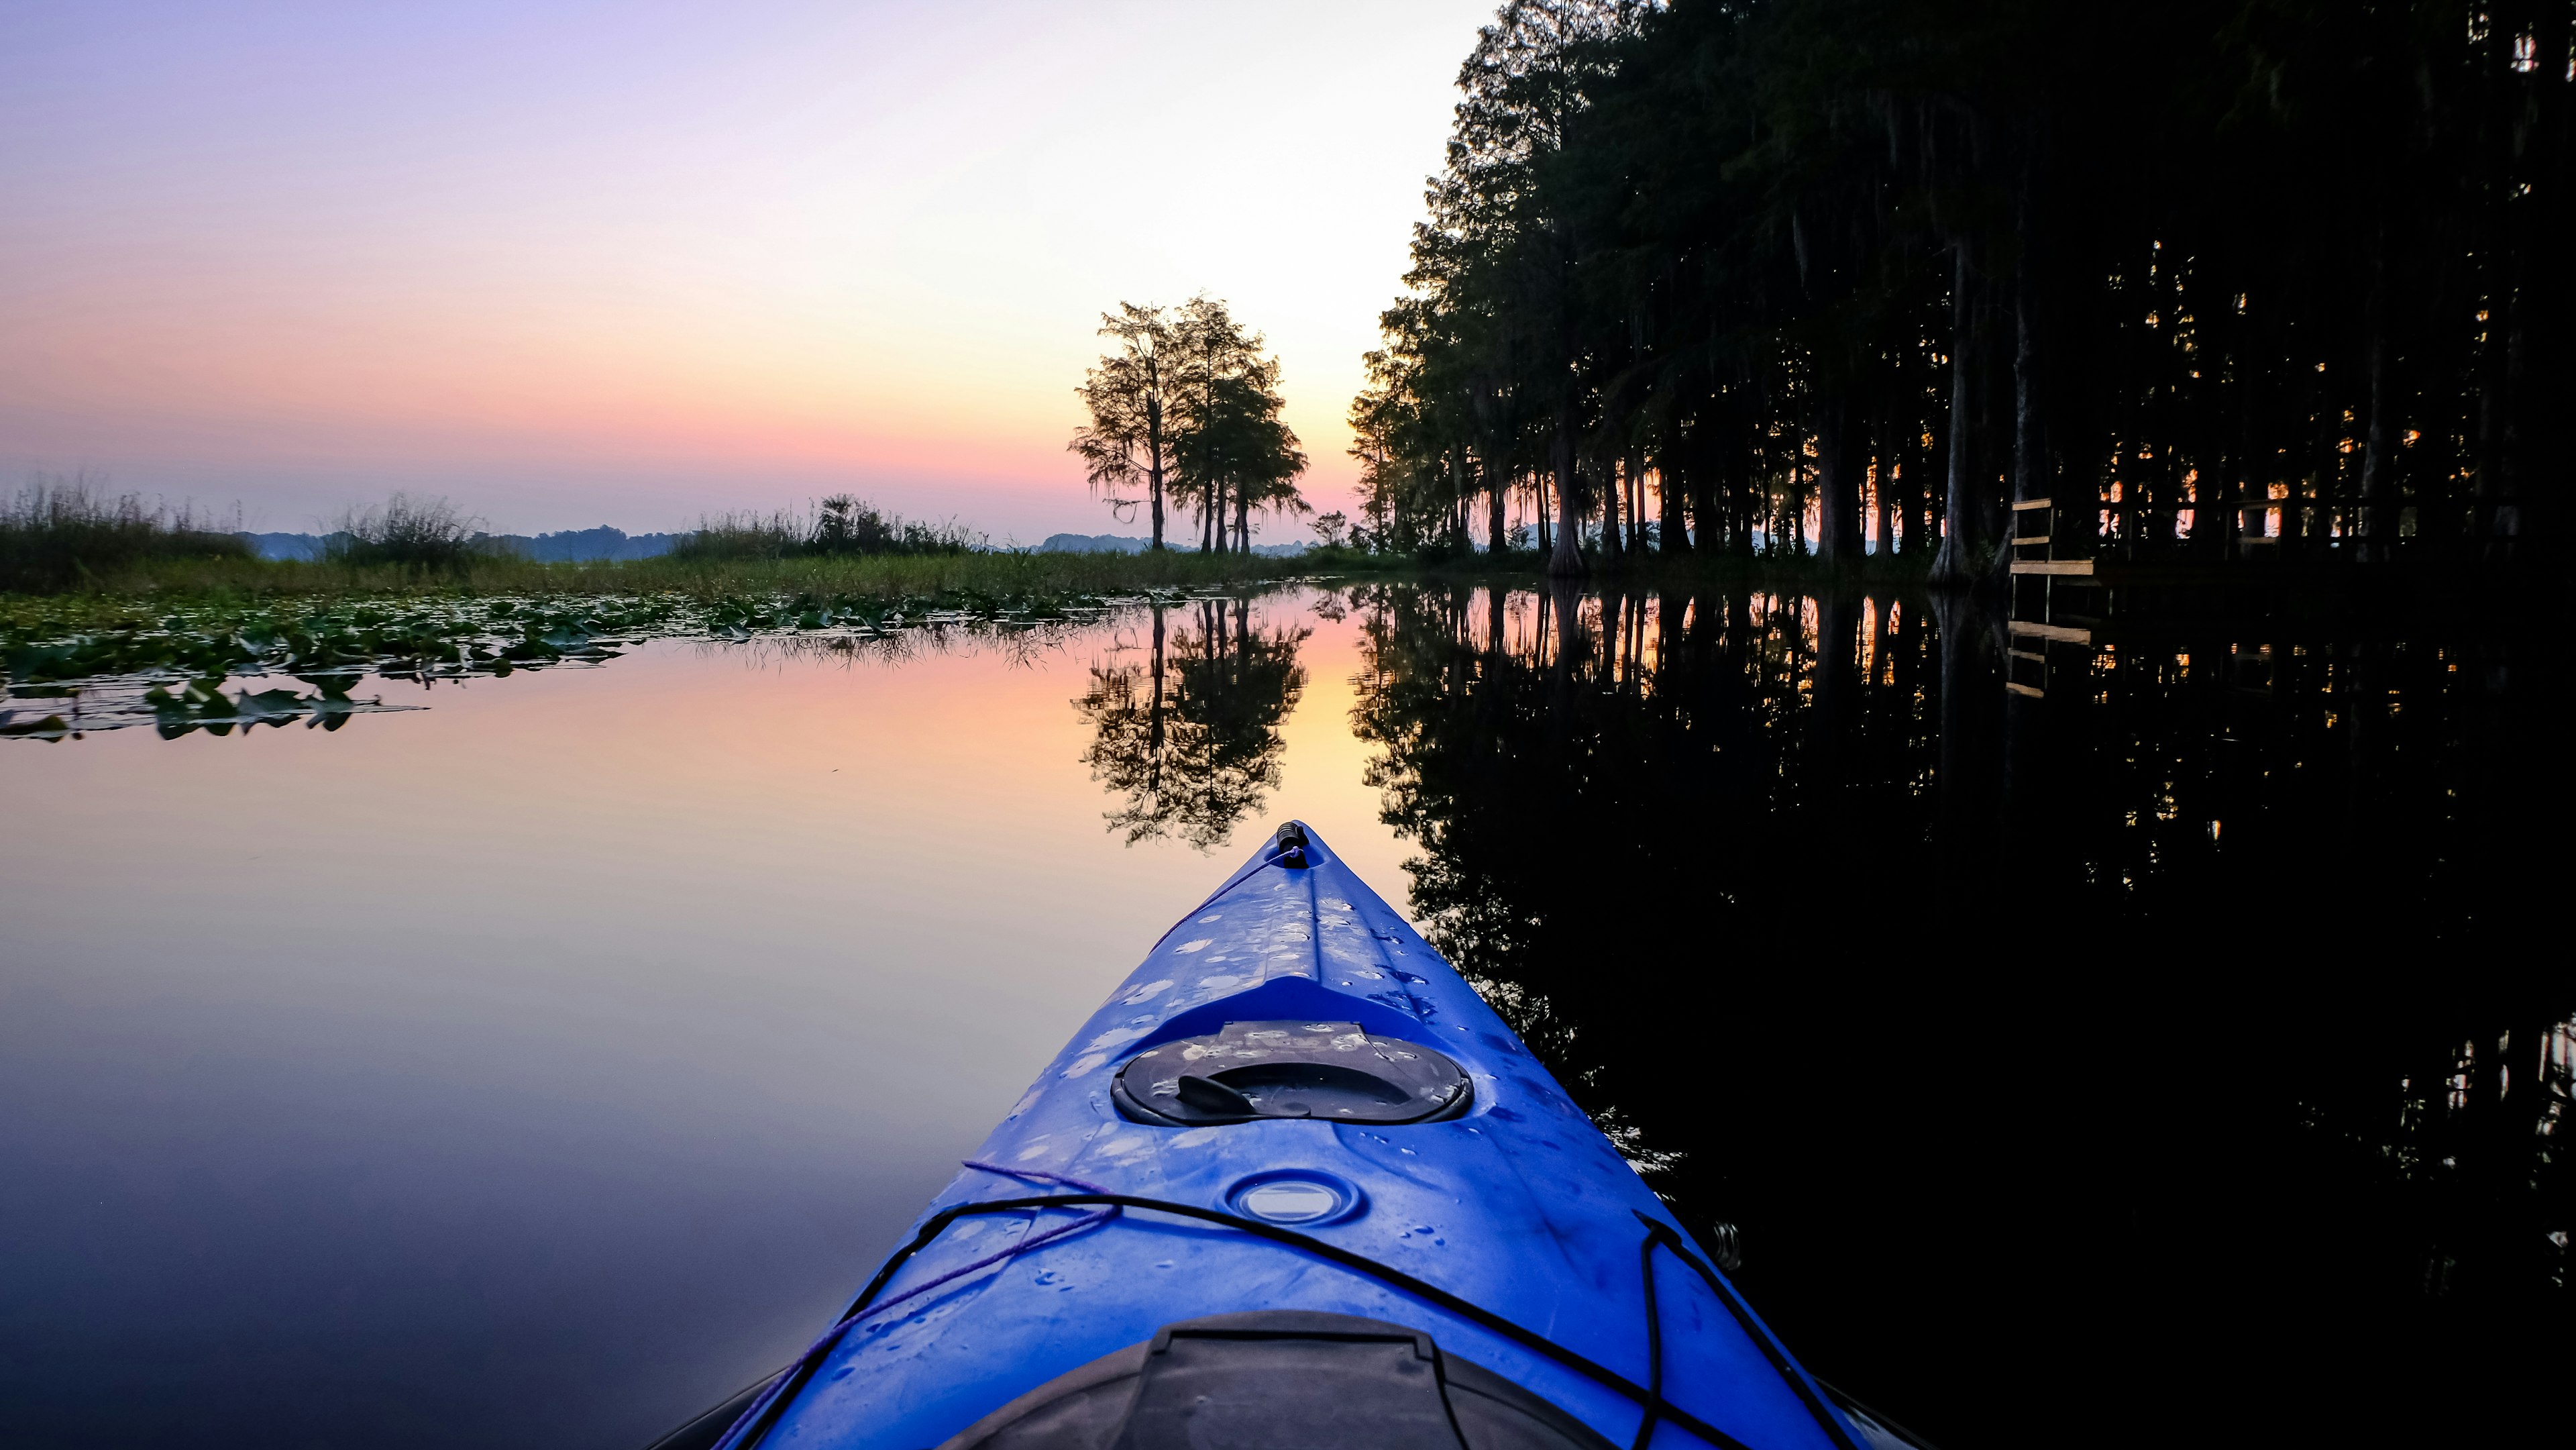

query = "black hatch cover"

[
  {"left": 1112, "top": 1021, "right": 1472, "bottom": 1127},
  {"left": 934, "top": 1311, "right": 1616, "bottom": 1450}
]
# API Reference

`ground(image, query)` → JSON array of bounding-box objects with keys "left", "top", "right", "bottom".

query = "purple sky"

[{"left": 0, "top": 1, "right": 1495, "bottom": 539}]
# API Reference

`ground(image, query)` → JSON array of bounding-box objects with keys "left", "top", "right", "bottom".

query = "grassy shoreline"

[{"left": 10, "top": 546, "right": 1332, "bottom": 610}]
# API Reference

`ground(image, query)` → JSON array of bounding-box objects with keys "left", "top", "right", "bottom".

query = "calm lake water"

[{"left": 2, "top": 582, "right": 2565, "bottom": 1449}]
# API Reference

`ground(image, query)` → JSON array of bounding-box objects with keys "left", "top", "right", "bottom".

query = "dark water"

[
  {"left": 2, "top": 584, "right": 2565, "bottom": 1448},
  {"left": 1348, "top": 583, "right": 2571, "bottom": 1447}
]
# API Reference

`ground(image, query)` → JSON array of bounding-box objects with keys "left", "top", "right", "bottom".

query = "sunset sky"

[{"left": 0, "top": 1, "right": 1493, "bottom": 541}]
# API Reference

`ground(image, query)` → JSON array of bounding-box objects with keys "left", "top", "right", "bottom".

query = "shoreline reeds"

[{"left": 0, "top": 474, "right": 253, "bottom": 592}]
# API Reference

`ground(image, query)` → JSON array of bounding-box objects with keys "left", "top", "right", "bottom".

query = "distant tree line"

[
  {"left": 1073, "top": 297, "right": 1311, "bottom": 552},
  {"left": 1352, "top": 0, "right": 2573, "bottom": 578}
]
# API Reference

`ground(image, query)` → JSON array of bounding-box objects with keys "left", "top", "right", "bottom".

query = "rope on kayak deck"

[
  {"left": 1631, "top": 1226, "right": 1666, "bottom": 1450},
  {"left": 726, "top": 1189, "right": 1759, "bottom": 1450},
  {"left": 1631, "top": 1212, "right": 1860, "bottom": 1450},
  {"left": 871, "top": 1163, "right": 1121, "bottom": 1317},
  {"left": 708, "top": 1163, "right": 1120, "bottom": 1450},
  {"left": 715, "top": 1173, "right": 1866, "bottom": 1450}
]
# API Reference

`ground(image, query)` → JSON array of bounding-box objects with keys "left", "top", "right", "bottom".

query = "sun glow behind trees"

[{"left": 0, "top": 1, "right": 1493, "bottom": 537}]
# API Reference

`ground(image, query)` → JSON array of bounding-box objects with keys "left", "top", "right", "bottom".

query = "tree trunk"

[
  {"left": 1626, "top": 448, "right": 1647, "bottom": 555},
  {"left": 1599, "top": 454, "right": 1625, "bottom": 572},
  {"left": 1454, "top": 455, "right": 1470, "bottom": 551},
  {"left": 2004, "top": 144, "right": 2045, "bottom": 584},
  {"left": 1148, "top": 394, "right": 1169, "bottom": 554},
  {"left": 2359, "top": 221, "right": 2396, "bottom": 562},
  {"left": 1547, "top": 411, "right": 1585, "bottom": 576},
  {"left": 1912, "top": 393, "right": 1939, "bottom": 558},
  {"left": 1789, "top": 445, "right": 1808, "bottom": 556},
  {"left": 1146, "top": 603, "right": 1167, "bottom": 793},
  {"left": 1731, "top": 434, "right": 1758, "bottom": 558},
  {"left": 1872, "top": 409, "right": 1895, "bottom": 557},
  {"left": 1662, "top": 453, "right": 1692, "bottom": 559},
  {"left": 1931, "top": 238, "right": 1986, "bottom": 586},
  {"left": 1146, "top": 394, "right": 1167, "bottom": 551},
  {"left": 1599, "top": 586, "right": 1623, "bottom": 686},
  {"left": 2490, "top": 172, "right": 2534, "bottom": 558},
  {"left": 1931, "top": 589, "right": 2002, "bottom": 859},
  {"left": 2004, "top": 221, "right": 2043, "bottom": 592},
  {"left": 1817, "top": 396, "right": 1861, "bottom": 567},
  {"left": 1488, "top": 462, "right": 1508, "bottom": 554},
  {"left": 1536, "top": 582, "right": 1552, "bottom": 670},
  {"left": 1815, "top": 589, "right": 1858, "bottom": 788}
]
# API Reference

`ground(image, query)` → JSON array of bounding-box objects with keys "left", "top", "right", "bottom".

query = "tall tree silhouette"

[
  {"left": 1352, "top": 0, "right": 2572, "bottom": 576},
  {"left": 1071, "top": 304, "right": 1180, "bottom": 550},
  {"left": 1169, "top": 297, "right": 1311, "bottom": 554}
]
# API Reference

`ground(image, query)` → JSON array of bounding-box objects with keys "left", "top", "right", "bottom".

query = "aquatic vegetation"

[{"left": 0, "top": 578, "right": 1321, "bottom": 741}]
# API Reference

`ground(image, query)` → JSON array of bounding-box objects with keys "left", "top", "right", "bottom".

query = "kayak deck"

[{"left": 718, "top": 825, "right": 1867, "bottom": 1450}]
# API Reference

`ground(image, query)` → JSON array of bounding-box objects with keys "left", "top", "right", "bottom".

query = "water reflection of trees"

[
  {"left": 1076, "top": 598, "right": 1309, "bottom": 850},
  {"left": 1350, "top": 581, "right": 2569, "bottom": 1450}
]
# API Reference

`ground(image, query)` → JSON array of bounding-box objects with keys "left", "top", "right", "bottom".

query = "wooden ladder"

[{"left": 2004, "top": 498, "right": 2095, "bottom": 698}]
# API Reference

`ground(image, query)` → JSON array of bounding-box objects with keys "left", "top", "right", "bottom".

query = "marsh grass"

[
  {"left": 7, "top": 543, "right": 1312, "bottom": 611},
  {"left": 673, "top": 495, "right": 980, "bottom": 562},
  {"left": 327, "top": 493, "right": 492, "bottom": 570},
  {"left": 0, "top": 474, "right": 252, "bottom": 592}
]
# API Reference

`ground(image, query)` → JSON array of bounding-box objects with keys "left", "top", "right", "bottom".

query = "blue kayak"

[{"left": 681, "top": 823, "right": 1913, "bottom": 1450}]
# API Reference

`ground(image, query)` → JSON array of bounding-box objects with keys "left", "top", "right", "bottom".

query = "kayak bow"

[{"left": 688, "top": 822, "right": 1895, "bottom": 1450}]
